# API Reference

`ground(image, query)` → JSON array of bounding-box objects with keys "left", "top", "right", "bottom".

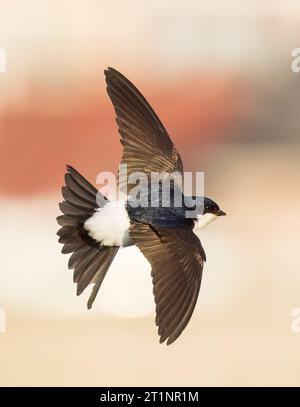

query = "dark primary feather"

[
  {"left": 129, "top": 220, "right": 205, "bottom": 345},
  {"left": 57, "top": 165, "right": 119, "bottom": 309}
]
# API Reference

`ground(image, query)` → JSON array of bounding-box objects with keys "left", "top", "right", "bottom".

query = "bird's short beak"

[{"left": 217, "top": 209, "right": 226, "bottom": 216}]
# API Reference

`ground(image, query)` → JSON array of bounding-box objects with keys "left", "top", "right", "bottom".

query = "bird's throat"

[{"left": 193, "top": 213, "right": 217, "bottom": 235}]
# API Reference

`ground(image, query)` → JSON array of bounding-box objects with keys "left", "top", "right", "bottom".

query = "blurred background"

[{"left": 1, "top": 0, "right": 300, "bottom": 386}]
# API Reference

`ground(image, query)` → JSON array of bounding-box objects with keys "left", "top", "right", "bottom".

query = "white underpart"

[
  {"left": 84, "top": 201, "right": 131, "bottom": 247},
  {"left": 193, "top": 213, "right": 217, "bottom": 238}
]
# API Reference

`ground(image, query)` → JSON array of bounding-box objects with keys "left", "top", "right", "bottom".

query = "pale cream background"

[{"left": 0, "top": 1, "right": 300, "bottom": 386}]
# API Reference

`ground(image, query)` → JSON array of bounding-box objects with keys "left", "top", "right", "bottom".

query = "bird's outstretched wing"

[
  {"left": 129, "top": 220, "right": 205, "bottom": 345},
  {"left": 105, "top": 67, "right": 183, "bottom": 192}
]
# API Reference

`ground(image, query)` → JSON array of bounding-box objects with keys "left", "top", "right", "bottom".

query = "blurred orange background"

[{"left": 0, "top": 0, "right": 300, "bottom": 386}]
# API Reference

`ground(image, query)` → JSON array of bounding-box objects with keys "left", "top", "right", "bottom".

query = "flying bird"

[{"left": 57, "top": 67, "right": 226, "bottom": 345}]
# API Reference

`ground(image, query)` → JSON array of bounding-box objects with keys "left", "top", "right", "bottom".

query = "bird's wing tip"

[
  {"left": 104, "top": 66, "right": 114, "bottom": 75},
  {"left": 159, "top": 335, "right": 167, "bottom": 345}
]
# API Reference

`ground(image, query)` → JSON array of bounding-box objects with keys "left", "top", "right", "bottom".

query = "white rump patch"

[{"left": 84, "top": 201, "right": 131, "bottom": 247}]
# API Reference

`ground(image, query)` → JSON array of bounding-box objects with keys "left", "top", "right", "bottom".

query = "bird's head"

[
  {"left": 203, "top": 197, "right": 226, "bottom": 217},
  {"left": 191, "top": 197, "right": 226, "bottom": 232}
]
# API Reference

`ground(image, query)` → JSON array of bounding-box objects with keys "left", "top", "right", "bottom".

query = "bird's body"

[
  {"left": 57, "top": 67, "right": 226, "bottom": 345},
  {"left": 84, "top": 200, "right": 218, "bottom": 248}
]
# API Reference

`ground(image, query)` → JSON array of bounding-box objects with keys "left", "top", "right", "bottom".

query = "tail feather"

[
  {"left": 59, "top": 201, "right": 90, "bottom": 217},
  {"left": 65, "top": 165, "right": 98, "bottom": 197},
  {"left": 88, "top": 246, "right": 118, "bottom": 309},
  {"left": 57, "top": 165, "right": 119, "bottom": 308},
  {"left": 64, "top": 173, "right": 96, "bottom": 205},
  {"left": 73, "top": 248, "right": 99, "bottom": 283},
  {"left": 68, "top": 245, "right": 91, "bottom": 269},
  {"left": 61, "top": 186, "right": 94, "bottom": 209}
]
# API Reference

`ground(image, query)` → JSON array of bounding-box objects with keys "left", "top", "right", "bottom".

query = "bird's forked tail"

[{"left": 57, "top": 165, "right": 119, "bottom": 309}]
